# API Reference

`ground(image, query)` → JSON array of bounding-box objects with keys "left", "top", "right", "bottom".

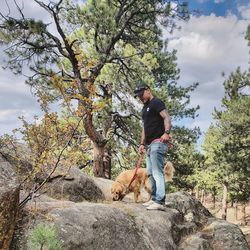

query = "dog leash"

[{"left": 126, "top": 153, "right": 144, "bottom": 193}]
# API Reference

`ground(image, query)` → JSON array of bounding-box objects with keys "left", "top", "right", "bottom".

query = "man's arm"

[
  {"left": 139, "top": 127, "right": 145, "bottom": 154},
  {"left": 159, "top": 109, "right": 171, "bottom": 142},
  {"left": 140, "top": 127, "right": 145, "bottom": 145}
]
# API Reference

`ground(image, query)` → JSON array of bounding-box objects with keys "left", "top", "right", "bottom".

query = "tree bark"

[
  {"left": 230, "top": 199, "right": 234, "bottom": 207},
  {"left": 200, "top": 189, "right": 205, "bottom": 204},
  {"left": 83, "top": 109, "right": 112, "bottom": 178},
  {"left": 103, "top": 146, "right": 111, "bottom": 179},
  {"left": 234, "top": 202, "right": 238, "bottom": 221},
  {"left": 93, "top": 143, "right": 104, "bottom": 177},
  {"left": 212, "top": 190, "right": 216, "bottom": 209},
  {"left": 221, "top": 180, "right": 228, "bottom": 220},
  {"left": 93, "top": 143, "right": 111, "bottom": 178},
  {"left": 195, "top": 187, "right": 199, "bottom": 200},
  {"left": 239, "top": 202, "right": 247, "bottom": 226}
]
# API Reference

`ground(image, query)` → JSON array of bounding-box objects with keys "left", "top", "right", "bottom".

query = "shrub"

[{"left": 27, "top": 223, "right": 62, "bottom": 250}]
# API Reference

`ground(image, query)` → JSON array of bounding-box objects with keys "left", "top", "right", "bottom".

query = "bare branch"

[{"left": 14, "top": 0, "right": 25, "bottom": 19}]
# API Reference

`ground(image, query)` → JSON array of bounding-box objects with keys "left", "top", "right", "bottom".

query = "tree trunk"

[
  {"left": 93, "top": 143, "right": 111, "bottom": 178},
  {"left": 203, "top": 189, "right": 206, "bottom": 205},
  {"left": 234, "top": 202, "right": 238, "bottom": 221},
  {"left": 212, "top": 191, "right": 216, "bottom": 209},
  {"left": 221, "top": 181, "right": 228, "bottom": 220},
  {"left": 195, "top": 187, "right": 199, "bottom": 200},
  {"left": 200, "top": 189, "right": 205, "bottom": 204},
  {"left": 239, "top": 202, "right": 247, "bottom": 226},
  {"left": 103, "top": 146, "right": 111, "bottom": 179},
  {"left": 83, "top": 110, "right": 112, "bottom": 179},
  {"left": 230, "top": 200, "right": 234, "bottom": 207}
]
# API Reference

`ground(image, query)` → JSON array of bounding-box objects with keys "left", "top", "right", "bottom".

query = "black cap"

[{"left": 134, "top": 84, "right": 149, "bottom": 98}]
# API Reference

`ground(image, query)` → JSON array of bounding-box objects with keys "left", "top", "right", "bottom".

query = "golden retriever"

[{"left": 111, "top": 162, "right": 175, "bottom": 202}]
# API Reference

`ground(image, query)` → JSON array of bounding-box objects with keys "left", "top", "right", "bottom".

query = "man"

[{"left": 134, "top": 83, "right": 171, "bottom": 210}]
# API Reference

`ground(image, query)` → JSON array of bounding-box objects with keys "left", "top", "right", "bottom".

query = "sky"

[
  {"left": 0, "top": 0, "right": 250, "bottom": 149},
  {"left": 166, "top": 0, "right": 250, "bottom": 148}
]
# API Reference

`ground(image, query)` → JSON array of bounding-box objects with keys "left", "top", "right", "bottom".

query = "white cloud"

[
  {"left": 165, "top": 13, "right": 249, "bottom": 137},
  {"left": 197, "top": 0, "right": 209, "bottom": 3},
  {"left": 214, "top": 0, "right": 225, "bottom": 3},
  {"left": 0, "top": 109, "right": 19, "bottom": 122},
  {"left": 238, "top": 3, "right": 250, "bottom": 19},
  {"left": 0, "top": 65, "right": 42, "bottom": 135}
]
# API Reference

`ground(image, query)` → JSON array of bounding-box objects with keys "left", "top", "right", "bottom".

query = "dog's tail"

[{"left": 164, "top": 161, "right": 175, "bottom": 182}]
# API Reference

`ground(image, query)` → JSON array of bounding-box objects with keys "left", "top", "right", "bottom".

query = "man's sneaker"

[
  {"left": 165, "top": 201, "right": 174, "bottom": 207},
  {"left": 146, "top": 202, "right": 165, "bottom": 211},
  {"left": 142, "top": 200, "right": 155, "bottom": 207}
]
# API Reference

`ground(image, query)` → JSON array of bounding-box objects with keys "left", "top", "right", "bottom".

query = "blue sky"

[
  {"left": 0, "top": 0, "right": 249, "bottom": 151},
  {"left": 188, "top": 0, "right": 249, "bottom": 17}
]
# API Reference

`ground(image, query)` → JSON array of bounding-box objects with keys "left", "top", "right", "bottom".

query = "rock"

[
  {"left": 49, "top": 192, "right": 250, "bottom": 250},
  {"left": 179, "top": 234, "right": 213, "bottom": 250},
  {"left": 0, "top": 155, "right": 20, "bottom": 250},
  {"left": 204, "top": 218, "right": 250, "bottom": 250},
  {"left": 11, "top": 191, "right": 250, "bottom": 250},
  {"left": 44, "top": 167, "right": 105, "bottom": 202},
  {"left": 167, "top": 192, "right": 212, "bottom": 225},
  {"left": 49, "top": 197, "right": 249, "bottom": 250},
  {"left": 25, "top": 194, "right": 75, "bottom": 213},
  {"left": 92, "top": 177, "right": 114, "bottom": 201},
  {"left": 0, "top": 143, "right": 32, "bottom": 175},
  {"left": 51, "top": 203, "right": 152, "bottom": 250}
]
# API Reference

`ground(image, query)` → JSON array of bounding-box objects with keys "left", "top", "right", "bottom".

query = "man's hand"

[
  {"left": 160, "top": 133, "right": 171, "bottom": 143},
  {"left": 139, "top": 144, "right": 145, "bottom": 154}
]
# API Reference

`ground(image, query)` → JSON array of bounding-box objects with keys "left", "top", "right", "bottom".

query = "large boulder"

[
  {"left": 44, "top": 167, "right": 105, "bottom": 202},
  {"left": 167, "top": 192, "right": 212, "bottom": 226},
  {"left": 179, "top": 218, "right": 249, "bottom": 250},
  {"left": 11, "top": 191, "right": 249, "bottom": 250},
  {"left": 0, "top": 143, "right": 32, "bottom": 176},
  {"left": 0, "top": 155, "right": 20, "bottom": 250},
  {"left": 92, "top": 177, "right": 114, "bottom": 201}
]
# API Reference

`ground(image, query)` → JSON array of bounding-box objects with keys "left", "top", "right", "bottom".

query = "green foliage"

[
  {"left": 200, "top": 26, "right": 250, "bottom": 203},
  {"left": 172, "top": 141, "right": 204, "bottom": 191},
  {"left": 218, "top": 94, "right": 250, "bottom": 202},
  {"left": 202, "top": 70, "right": 250, "bottom": 203},
  {"left": 11, "top": 109, "right": 93, "bottom": 188},
  {"left": 28, "top": 223, "right": 62, "bottom": 250}
]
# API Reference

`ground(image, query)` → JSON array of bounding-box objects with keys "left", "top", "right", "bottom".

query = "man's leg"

[
  {"left": 146, "top": 146, "right": 156, "bottom": 201},
  {"left": 149, "top": 142, "right": 167, "bottom": 204}
]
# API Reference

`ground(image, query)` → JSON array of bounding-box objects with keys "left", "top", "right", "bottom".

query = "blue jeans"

[{"left": 146, "top": 142, "right": 168, "bottom": 204}]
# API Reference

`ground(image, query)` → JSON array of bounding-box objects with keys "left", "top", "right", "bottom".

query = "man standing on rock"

[{"left": 134, "top": 83, "right": 171, "bottom": 210}]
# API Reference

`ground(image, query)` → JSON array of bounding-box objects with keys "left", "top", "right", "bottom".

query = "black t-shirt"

[{"left": 142, "top": 97, "right": 166, "bottom": 145}]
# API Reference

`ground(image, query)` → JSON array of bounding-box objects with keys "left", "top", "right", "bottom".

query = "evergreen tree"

[{"left": 202, "top": 25, "right": 250, "bottom": 220}]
